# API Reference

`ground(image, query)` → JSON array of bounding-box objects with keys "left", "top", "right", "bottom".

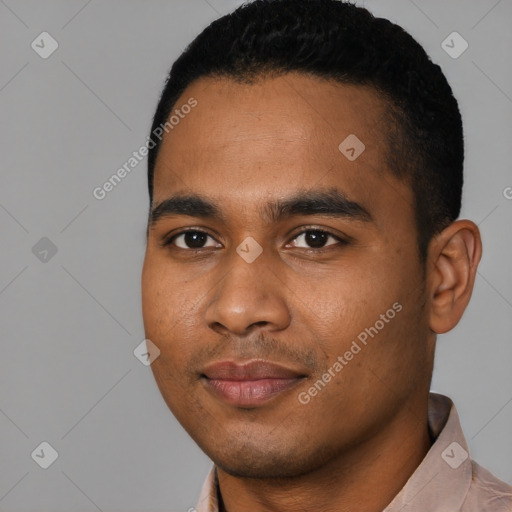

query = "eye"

[
  {"left": 161, "top": 227, "right": 347, "bottom": 252},
  {"left": 162, "top": 230, "right": 220, "bottom": 250},
  {"left": 288, "top": 229, "right": 345, "bottom": 250}
]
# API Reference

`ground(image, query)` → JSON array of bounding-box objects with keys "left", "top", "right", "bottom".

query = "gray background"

[{"left": 1, "top": 0, "right": 511, "bottom": 511}]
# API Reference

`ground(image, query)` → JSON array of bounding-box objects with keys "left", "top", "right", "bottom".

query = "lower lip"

[{"left": 202, "top": 377, "right": 303, "bottom": 407}]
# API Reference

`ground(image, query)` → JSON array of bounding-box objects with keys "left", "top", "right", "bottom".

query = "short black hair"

[{"left": 147, "top": 0, "right": 463, "bottom": 261}]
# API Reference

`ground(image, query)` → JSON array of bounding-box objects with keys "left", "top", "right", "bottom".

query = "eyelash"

[{"left": 160, "top": 227, "right": 348, "bottom": 253}]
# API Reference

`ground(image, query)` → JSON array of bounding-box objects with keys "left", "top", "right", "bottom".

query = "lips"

[
  {"left": 202, "top": 360, "right": 305, "bottom": 380},
  {"left": 201, "top": 360, "right": 307, "bottom": 407}
]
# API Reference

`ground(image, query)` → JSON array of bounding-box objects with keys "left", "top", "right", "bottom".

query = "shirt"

[{"left": 195, "top": 392, "right": 512, "bottom": 512}]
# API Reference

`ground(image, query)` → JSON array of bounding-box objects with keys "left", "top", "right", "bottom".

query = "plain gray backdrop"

[{"left": 1, "top": 1, "right": 511, "bottom": 511}]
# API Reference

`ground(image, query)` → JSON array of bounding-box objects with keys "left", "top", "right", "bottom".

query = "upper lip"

[{"left": 201, "top": 360, "right": 307, "bottom": 380}]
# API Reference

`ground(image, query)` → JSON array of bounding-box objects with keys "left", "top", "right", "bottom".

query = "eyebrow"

[{"left": 149, "top": 187, "right": 372, "bottom": 226}]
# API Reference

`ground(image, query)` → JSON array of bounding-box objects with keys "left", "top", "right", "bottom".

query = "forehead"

[{"left": 152, "top": 73, "right": 412, "bottom": 222}]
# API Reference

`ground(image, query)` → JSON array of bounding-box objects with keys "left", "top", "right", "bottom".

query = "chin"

[
  {"left": 203, "top": 436, "right": 334, "bottom": 480},
  {"left": 215, "top": 457, "right": 306, "bottom": 479}
]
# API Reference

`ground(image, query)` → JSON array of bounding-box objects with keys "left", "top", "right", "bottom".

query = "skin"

[{"left": 141, "top": 73, "right": 482, "bottom": 512}]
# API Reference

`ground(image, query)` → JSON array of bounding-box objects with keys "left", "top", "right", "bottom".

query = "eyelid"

[
  {"left": 286, "top": 226, "right": 348, "bottom": 249},
  {"left": 160, "top": 227, "right": 221, "bottom": 249},
  {"left": 160, "top": 225, "right": 350, "bottom": 250}
]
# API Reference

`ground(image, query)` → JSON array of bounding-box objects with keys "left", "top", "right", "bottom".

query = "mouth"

[{"left": 200, "top": 359, "right": 307, "bottom": 407}]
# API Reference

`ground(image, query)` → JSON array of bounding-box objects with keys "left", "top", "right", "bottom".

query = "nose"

[{"left": 204, "top": 250, "right": 291, "bottom": 336}]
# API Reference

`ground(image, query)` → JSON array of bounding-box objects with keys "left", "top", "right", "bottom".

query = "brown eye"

[
  {"left": 164, "top": 230, "right": 220, "bottom": 250},
  {"left": 290, "top": 229, "right": 344, "bottom": 249}
]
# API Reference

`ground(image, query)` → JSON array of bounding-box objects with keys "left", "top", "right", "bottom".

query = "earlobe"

[{"left": 427, "top": 220, "right": 482, "bottom": 334}]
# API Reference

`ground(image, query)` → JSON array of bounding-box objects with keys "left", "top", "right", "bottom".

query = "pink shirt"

[{"left": 195, "top": 393, "right": 511, "bottom": 511}]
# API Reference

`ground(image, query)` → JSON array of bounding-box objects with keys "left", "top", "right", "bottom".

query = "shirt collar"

[
  {"left": 196, "top": 392, "right": 473, "bottom": 512},
  {"left": 383, "top": 392, "right": 472, "bottom": 511}
]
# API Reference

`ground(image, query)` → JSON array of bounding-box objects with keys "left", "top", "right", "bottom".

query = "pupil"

[
  {"left": 305, "top": 231, "right": 327, "bottom": 248},
  {"left": 183, "top": 231, "right": 328, "bottom": 249},
  {"left": 186, "top": 232, "right": 207, "bottom": 248}
]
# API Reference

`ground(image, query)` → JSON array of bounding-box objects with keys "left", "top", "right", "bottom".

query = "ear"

[{"left": 427, "top": 220, "right": 482, "bottom": 334}]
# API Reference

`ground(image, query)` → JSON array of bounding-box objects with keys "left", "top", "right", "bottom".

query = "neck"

[{"left": 217, "top": 395, "right": 432, "bottom": 512}]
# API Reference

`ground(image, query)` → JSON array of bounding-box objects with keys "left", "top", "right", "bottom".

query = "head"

[{"left": 141, "top": 0, "right": 481, "bottom": 479}]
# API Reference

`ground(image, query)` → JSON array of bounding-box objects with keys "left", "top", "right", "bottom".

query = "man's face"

[{"left": 142, "top": 73, "right": 433, "bottom": 478}]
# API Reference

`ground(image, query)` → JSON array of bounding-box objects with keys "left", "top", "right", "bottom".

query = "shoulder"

[{"left": 460, "top": 460, "right": 512, "bottom": 512}]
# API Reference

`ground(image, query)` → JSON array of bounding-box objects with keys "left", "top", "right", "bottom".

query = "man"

[{"left": 141, "top": 0, "right": 512, "bottom": 510}]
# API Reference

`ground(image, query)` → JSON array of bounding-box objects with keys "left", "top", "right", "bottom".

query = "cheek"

[
  {"left": 142, "top": 264, "right": 194, "bottom": 410},
  {"left": 299, "top": 250, "right": 424, "bottom": 374},
  {"left": 295, "top": 259, "right": 403, "bottom": 333},
  {"left": 142, "top": 257, "right": 183, "bottom": 348},
  {"left": 141, "top": 259, "right": 166, "bottom": 337},
  {"left": 142, "top": 255, "right": 207, "bottom": 373}
]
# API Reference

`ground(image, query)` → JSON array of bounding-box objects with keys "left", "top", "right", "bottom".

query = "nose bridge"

[{"left": 204, "top": 243, "right": 290, "bottom": 334}]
